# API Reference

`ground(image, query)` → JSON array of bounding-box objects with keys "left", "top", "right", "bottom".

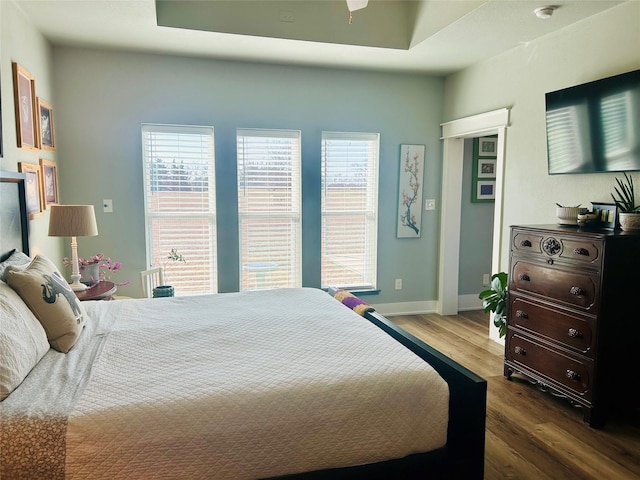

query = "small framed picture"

[
  {"left": 12, "top": 63, "right": 38, "bottom": 151},
  {"left": 477, "top": 159, "right": 496, "bottom": 178},
  {"left": 478, "top": 137, "right": 497, "bottom": 157},
  {"left": 476, "top": 181, "right": 495, "bottom": 201},
  {"left": 591, "top": 202, "right": 618, "bottom": 229},
  {"left": 39, "top": 158, "right": 59, "bottom": 207},
  {"left": 18, "top": 162, "right": 44, "bottom": 219},
  {"left": 37, "top": 98, "right": 55, "bottom": 151}
]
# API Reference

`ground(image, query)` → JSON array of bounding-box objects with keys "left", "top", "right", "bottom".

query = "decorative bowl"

[{"left": 557, "top": 207, "right": 588, "bottom": 225}]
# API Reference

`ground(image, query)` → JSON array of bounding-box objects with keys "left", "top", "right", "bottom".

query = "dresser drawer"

[
  {"left": 511, "top": 260, "right": 599, "bottom": 313},
  {"left": 509, "top": 295, "right": 595, "bottom": 357},
  {"left": 512, "top": 229, "right": 602, "bottom": 268},
  {"left": 506, "top": 331, "right": 593, "bottom": 401}
]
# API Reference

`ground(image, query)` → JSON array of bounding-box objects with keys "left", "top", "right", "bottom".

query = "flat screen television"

[{"left": 545, "top": 69, "right": 640, "bottom": 175}]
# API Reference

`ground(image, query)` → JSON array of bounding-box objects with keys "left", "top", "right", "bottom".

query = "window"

[
  {"left": 321, "top": 132, "right": 379, "bottom": 290},
  {"left": 237, "top": 129, "right": 301, "bottom": 291},
  {"left": 141, "top": 124, "right": 217, "bottom": 295}
]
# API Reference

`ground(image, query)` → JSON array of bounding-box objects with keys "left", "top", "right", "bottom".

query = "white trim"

[
  {"left": 439, "top": 108, "right": 510, "bottom": 343},
  {"left": 370, "top": 300, "right": 438, "bottom": 317}
]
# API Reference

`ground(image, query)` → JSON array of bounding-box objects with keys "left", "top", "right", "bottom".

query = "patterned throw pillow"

[
  {"left": 7, "top": 255, "right": 86, "bottom": 353},
  {"left": 0, "top": 281, "right": 50, "bottom": 400}
]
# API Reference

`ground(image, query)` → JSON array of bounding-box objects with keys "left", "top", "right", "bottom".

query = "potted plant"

[
  {"left": 478, "top": 272, "right": 508, "bottom": 338},
  {"left": 152, "top": 249, "right": 186, "bottom": 298},
  {"left": 611, "top": 172, "right": 640, "bottom": 231}
]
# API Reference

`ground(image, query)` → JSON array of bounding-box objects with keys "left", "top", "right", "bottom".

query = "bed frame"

[{"left": 1, "top": 170, "right": 486, "bottom": 479}]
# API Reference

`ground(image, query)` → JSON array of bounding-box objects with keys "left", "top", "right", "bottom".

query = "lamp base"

[{"left": 69, "top": 274, "right": 88, "bottom": 291}]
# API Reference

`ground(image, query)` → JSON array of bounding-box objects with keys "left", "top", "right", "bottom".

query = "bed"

[{"left": 0, "top": 170, "right": 487, "bottom": 479}]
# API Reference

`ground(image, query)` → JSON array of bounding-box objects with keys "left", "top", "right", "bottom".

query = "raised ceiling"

[{"left": 14, "top": 0, "right": 626, "bottom": 74}]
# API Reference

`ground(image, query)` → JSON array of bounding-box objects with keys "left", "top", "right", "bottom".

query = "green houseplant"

[
  {"left": 611, "top": 172, "right": 640, "bottom": 231},
  {"left": 478, "top": 272, "right": 508, "bottom": 338}
]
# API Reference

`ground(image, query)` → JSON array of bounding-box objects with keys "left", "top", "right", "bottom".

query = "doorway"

[{"left": 438, "top": 108, "right": 510, "bottom": 341}]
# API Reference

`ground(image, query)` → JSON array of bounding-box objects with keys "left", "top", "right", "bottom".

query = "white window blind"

[
  {"left": 321, "top": 132, "right": 379, "bottom": 290},
  {"left": 237, "top": 128, "right": 301, "bottom": 291},
  {"left": 141, "top": 124, "right": 217, "bottom": 295}
]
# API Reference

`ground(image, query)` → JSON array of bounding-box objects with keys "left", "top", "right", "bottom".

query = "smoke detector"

[{"left": 534, "top": 6, "right": 557, "bottom": 19}]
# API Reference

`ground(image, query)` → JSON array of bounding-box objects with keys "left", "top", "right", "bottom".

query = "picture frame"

[
  {"left": 0, "top": 69, "right": 3, "bottom": 158},
  {"left": 477, "top": 159, "right": 496, "bottom": 178},
  {"left": 12, "top": 63, "right": 39, "bottom": 151},
  {"left": 39, "top": 158, "right": 60, "bottom": 207},
  {"left": 472, "top": 136, "right": 497, "bottom": 203},
  {"left": 18, "top": 162, "right": 44, "bottom": 219},
  {"left": 478, "top": 137, "right": 497, "bottom": 157},
  {"left": 37, "top": 98, "right": 56, "bottom": 151},
  {"left": 476, "top": 181, "right": 496, "bottom": 201},
  {"left": 591, "top": 201, "right": 618, "bottom": 229},
  {"left": 397, "top": 144, "right": 425, "bottom": 238}
]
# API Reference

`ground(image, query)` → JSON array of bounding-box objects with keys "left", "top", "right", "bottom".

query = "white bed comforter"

[{"left": 6, "top": 288, "right": 449, "bottom": 479}]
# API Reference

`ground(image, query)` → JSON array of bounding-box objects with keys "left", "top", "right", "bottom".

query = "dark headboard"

[{"left": 1, "top": 171, "right": 30, "bottom": 261}]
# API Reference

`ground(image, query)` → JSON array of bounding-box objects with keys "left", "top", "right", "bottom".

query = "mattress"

[{"left": 1, "top": 287, "right": 449, "bottom": 479}]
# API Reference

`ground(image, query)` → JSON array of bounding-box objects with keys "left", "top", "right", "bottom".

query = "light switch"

[
  {"left": 425, "top": 199, "right": 436, "bottom": 211},
  {"left": 103, "top": 199, "right": 113, "bottom": 213}
]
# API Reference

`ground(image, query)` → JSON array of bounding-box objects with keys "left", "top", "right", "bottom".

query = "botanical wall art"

[
  {"left": 39, "top": 158, "right": 59, "bottom": 207},
  {"left": 18, "top": 162, "right": 43, "bottom": 219},
  {"left": 37, "top": 98, "right": 55, "bottom": 150},
  {"left": 397, "top": 144, "right": 425, "bottom": 238},
  {"left": 472, "top": 136, "right": 497, "bottom": 203},
  {"left": 12, "top": 63, "right": 39, "bottom": 151}
]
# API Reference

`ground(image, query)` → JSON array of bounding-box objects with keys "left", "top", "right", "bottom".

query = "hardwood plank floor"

[{"left": 389, "top": 311, "right": 640, "bottom": 480}]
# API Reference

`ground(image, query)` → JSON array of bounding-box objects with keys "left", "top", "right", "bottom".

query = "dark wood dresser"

[{"left": 504, "top": 224, "right": 640, "bottom": 427}]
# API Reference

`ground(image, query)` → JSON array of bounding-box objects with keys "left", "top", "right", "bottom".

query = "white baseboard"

[{"left": 371, "top": 295, "right": 483, "bottom": 317}]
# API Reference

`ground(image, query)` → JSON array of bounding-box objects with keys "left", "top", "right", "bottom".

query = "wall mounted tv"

[{"left": 546, "top": 69, "right": 640, "bottom": 175}]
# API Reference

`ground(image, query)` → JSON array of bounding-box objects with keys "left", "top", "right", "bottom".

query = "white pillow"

[
  {"left": 0, "top": 250, "right": 32, "bottom": 282},
  {"left": 0, "top": 280, "right": 50, "bottom": 400},
  {"left": 7, "top": 255, "right": 86, "bottom": 353}
]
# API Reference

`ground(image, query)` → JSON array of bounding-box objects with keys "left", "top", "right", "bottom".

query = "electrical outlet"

[
  {"left": 483, "top": 273, "right": 491, "bottom": 285},
  {"left": 395, "top": 278, "right": 402, "bottom": 290},
  {"left": 103, "top": 199, "right": 113, "bottom": 213},
  {"left": 425, "top": 199, "right": 436, "bottom": 211}
]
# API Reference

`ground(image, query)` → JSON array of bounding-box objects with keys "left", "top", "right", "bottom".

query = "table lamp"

[{"left": 48, "top": 205, "right": 98, "bottom": 291}]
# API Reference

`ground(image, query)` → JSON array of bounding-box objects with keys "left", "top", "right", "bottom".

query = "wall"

[
  {"left": 444, "top": 0, "right": 640, "bottom": 272},
  {"left": 52, "top": 46, "right": 445, "bottom": 303},
  {"left": 1, "top": 0, "right": 63, "bottom": 260}
]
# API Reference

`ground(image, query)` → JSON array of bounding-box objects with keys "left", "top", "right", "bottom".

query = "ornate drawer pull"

[
  {"left": 518, "top": 273, "right": 530, "bottom": 282},
  {"left": 514, "top": 346, "right": 526, "bottom": 355},
  {"left": 568, "top": 328, "right": 582, "bottom": 338},
  {"left": 566, "top": 370, "right": 581, "bottom": 381},
  {"left": 570, "top": 286, "right": 585, "bottom": 296},
  {"left": 516, "top": 310, "right": 528, "bottom": 319},
  {"left": 573, "top": 247, "right": 590, "bottom": 257},
  {"left": 520, "top": 240, "right": 532, "bottom": 247}
]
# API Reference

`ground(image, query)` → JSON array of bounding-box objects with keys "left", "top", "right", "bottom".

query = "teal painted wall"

[{"left": 52, "top": 47, "right": 445, "bottom": 301}]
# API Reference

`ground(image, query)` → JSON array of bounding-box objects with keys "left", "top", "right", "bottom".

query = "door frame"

[{"left": 439, "top": 108, "right": 510, "bottom": 341}]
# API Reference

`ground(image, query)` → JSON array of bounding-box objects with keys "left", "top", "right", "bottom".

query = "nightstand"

[{"left": 75, "top": 281, "right": 117, "bottom": 301}]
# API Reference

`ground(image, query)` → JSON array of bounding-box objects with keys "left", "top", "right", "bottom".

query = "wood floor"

[{"left": 389, "top": 311, "right": 640, "bottom": 480}]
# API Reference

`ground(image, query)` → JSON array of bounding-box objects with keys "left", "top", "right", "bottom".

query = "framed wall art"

[
  {"left": 39, "top": 158, "right": 60, "bottom": 207},
  {"left": 0, "top": 69, "right": 3, "bottom": 158},
  {"left": 472, "top": 136, "right": 497, "bottom": 203},
  {"left": 18, "top": 162, "right": 44, "bottom": 219},
  {"left": 37, "top": 98, "right": 55, "bottom": 151},
  {"left": 12, "top": 63, "right": 39, "bottom": 151},
  {"left": 397, "top": 144, "right": 425, "bottom": 238},
  {"left": 478, "top": 137, "right": 497, "bottom": 157}
]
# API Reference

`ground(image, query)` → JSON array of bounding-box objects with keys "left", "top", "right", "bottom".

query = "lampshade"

[
  {"left": 346, "top": 0, "right": 368, "bottom": 12},
  {"left": 48, "top": 205, "right": 98, "bottom": 237}
]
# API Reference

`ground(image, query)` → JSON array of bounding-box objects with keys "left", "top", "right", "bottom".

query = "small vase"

[
  {"left": 152, "top": 285, "right": 174, "bottom": 298},
  {"left": 80, "top": 262, "right": 100, "bottom": 286}
]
